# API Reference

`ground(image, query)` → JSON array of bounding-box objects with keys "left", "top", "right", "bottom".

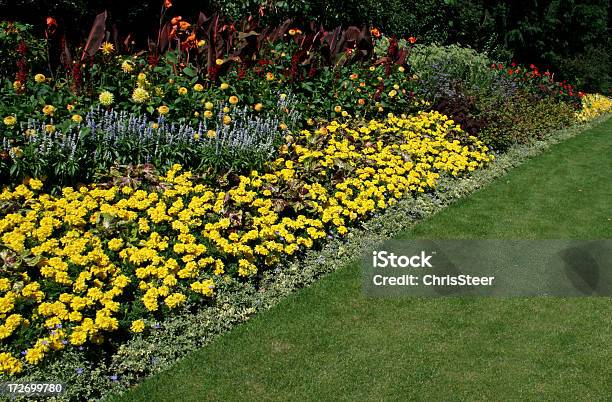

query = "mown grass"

[{"left": 112, "top": 117, "right": 612, "bottom": 401}]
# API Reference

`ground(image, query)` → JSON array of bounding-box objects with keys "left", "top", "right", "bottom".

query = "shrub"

[
  {"left": 408, "top": 44, "right": 496, "bottom": 99},
  {"left": 478, "top": 92, "right": 576, "bottom": 151}
]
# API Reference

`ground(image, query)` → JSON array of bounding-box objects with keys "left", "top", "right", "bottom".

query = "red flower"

[{"left": 408, "top": 36, "right": 417, "bottom": 44}]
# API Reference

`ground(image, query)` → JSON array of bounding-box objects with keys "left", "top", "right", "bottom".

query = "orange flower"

[
  {"left": 179, "top": 21, "right": 191, "bottom": 30},
  {"left": 170, "top": 16, "right": 182, "bottom": 25},
  {"left": 408, "top": 36, "right": 417, "bottom": 44},
  {"left": 370, "top": 27, "right": 381, "bottom": 38},
  {"left": 358, "top": 98, "right": 366, "bottom": 105},
  {"left": 349, "top": 73, "right": 358, "bottom": 80},
  {"left": 46, "top": 16, "right": 57, "bottom": 28}
]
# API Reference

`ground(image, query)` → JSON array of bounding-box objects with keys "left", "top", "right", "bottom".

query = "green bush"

[
  {"left": 478, "top": 92, "right": 576, "bottom": 151},
  {"left": 408, "top": 44, "right": 495, "bottom": 96}
]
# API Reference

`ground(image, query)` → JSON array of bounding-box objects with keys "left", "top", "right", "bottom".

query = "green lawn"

[{"left": 112, "top": 118, "right": 612, "bottom": 401}]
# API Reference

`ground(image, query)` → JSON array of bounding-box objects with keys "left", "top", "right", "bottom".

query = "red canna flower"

[{"left": 408, "top": 36, "right": 417, "bottom": 44}]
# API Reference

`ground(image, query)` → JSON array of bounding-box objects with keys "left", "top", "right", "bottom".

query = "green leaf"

[{"left": 183, "top": 67, "right": 197, "bottom": 77}]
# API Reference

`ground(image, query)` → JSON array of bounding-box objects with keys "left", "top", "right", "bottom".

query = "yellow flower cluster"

[
  {"left": 576, "top": 93, "right": 612, "bottom": 122},
  {"left": 0, "top": 111, "right": 491, "bottom": 374}
]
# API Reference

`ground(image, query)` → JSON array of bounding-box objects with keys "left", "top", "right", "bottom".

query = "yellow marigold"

[
  {"left": 0, "top": 352, "right": 23, "bottom": 375},
  {"left": 164, "top": 292, "right": 186, "bottom": 309},
  {"left": 28, "top": 178, "right": 43, "bottom": 190},
  {"left": 222, "top": 106, "right": 230, "bottom": 113},
  {"left": 334, "top": 105, "right": 342, "bottom": 113},
  {"left": 132, "top": 87, "right": 150, "bottom": 103},
  {"left": 266, "top": 72, "right": 275, "bottom": 81},
  {"left": 3, "top": 115, "right": 16, "bottom": 127},
  {"left": 34, "top": 73, "right": 46, "bottom": 83},
  {"left": 197, "top": 39, "right": 206, "bottom": 47},
  {"left": 100, "top": 41, "right": 115, "bottom": 55},
  {"left": 13, "top": 81, "right": 23, "bottom": 91},
  {"left": 203, "top": 110, "right": 213, "bottom": 119},
  {"left": 204, "top": 101, "right": 214, "bottom": 110},
  {"left": 228, "top": 95, "right": 239, "bottom": 104},
  {"left": 107, "top": 238, "right": 124, "bottom": 251},
  {"left": 157, "top": 105, "right": 170, "bottom": 115},
  {"left": 215, "top": 58, "right": 224, "bottom": 66},
  {"left": 222, "top": 115, "right": 232, "bottom": 125},
  {"left": 207, "top": 129, "right": 216, "bottom": 138},
  {"left": 71, "top": 114, "right": 83, "bottom": 123},
  {"left": 254, "top": 103, "right": 263, "bottom": 112},
  {"left": 220, "top": 82, "right": 229, "bottom": 90},
  {"left": 42, "top": 104, "right": 56, "bottom": 116},
  {"left": 121, "top": 60, "right": 134, "bottom": 73},
  {"left": 99, "top": 91, "right": 114, "bottom": 106},
  {"left": 193, "top": 83, "right": 204, "bottom": 92},
  {"left": 178, "top": 86, "right": 188, "bottom": 96},
  {"left": 130, "top": 319, "right": 145, "bottom": 333},
  {"left": 44, "top": 124, "right": 55, "bottom": 133}
]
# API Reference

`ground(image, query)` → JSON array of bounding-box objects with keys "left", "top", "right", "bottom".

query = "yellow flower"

[
  {"left": 3, "top": 115, "right": 16, "bottom": 127},
  {"left": 0, "top": 352, "right": 23, "bottom": 375},
  {"left": 215, "top": 58, "right": 224, "bottom": 66},
  {"left": 34, "top": 73, "right": 46, "bottom": 83},
  {"left": 204, "top": 101, "right": 214, "bottom": 110},
  {"left": 266, "top": 72, "right": 275, "bottom": 81},
  {"left": 178, "top": 87, "right": 188, "bottom": 96},
  {"left": 108, "top": 238, "right": 124, "bottom": 251},
  {"left": 228, "top": 95, "right": 239, "bottom": 104},
  {"left": 100, "top": 42, "right": 115, "bottom": 55},
  {"left": 203, "top": 110, "right": 213, "bottom": 119},
  {"left": 193, "top": 83, "right": 204, "bottom": 92},
  {"left": 197, "top": 39, "right": 206, "bottom": 47},
  {"left": 254, "top": 103, "right": 263, "bottom": 112},
  {"left": 66, "top": 104, "right": 75, "bottom": 111},
  {"left": 398, "top": 66, "right": 405, "bottom": 72},
  {"left": 121, "top": 60, "right": 134, "bottom": 73},
  {"left": 42, "top": 105, "right": 56, "bottom": 116},
  {"left": 13, "top": 81, "right": 23, "bottom": 91},
  {"left": 334, "top": 105, "right": 342, "bottom": 113},
  {"left": 223, "top": 115, "right": 232, "bottom": 125},
  {"left": 157, "top": 105, "right": 170, "bottom": 115},
  {"left": 44, "top": 124, "right": 55, "bottom": 133},
  {"left": 220, "top": 82, "right": 229, "bottom": 90},
  {"left": 29, "top": 178, "right": 43, "bottom": 190},
  {"left": 222, "top": 106, "right": 230, "bottom": 113},
  {"left": 71, "top": 114, "right": 83, "bottom": 123},
  {"left": 99, "top": 91, "right": 114, "bottom": 106},
  {"left": 130, "top": 319, "right": 145, "bottom": 333},
  {"left": 132, "top": 87, "right": 150, "bottom": 103},
  {"left": 207, "top": 130, "right": 216, "bottom": 138},
  {"left": 288, "top": 29, "right": 296, "bottom": 36},
  {"left": 138, "top": 72, "right": 147, "bottom": 82}
]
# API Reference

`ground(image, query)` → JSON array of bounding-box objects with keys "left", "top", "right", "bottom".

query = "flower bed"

[{"left": 0, "top": 111, "right": 491, "bottom": 376}]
